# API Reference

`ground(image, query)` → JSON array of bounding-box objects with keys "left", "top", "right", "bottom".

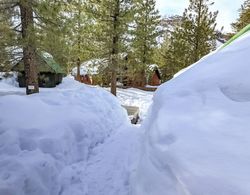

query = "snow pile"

[
  {"left": 0, "top": 72, "right": 18, "bottom": 90},
  {"left": 0, "top": 77, "right": 129, "bottom": 195},
  {"left": 134, "top": 32, "right": 250, "bottom": 195}
]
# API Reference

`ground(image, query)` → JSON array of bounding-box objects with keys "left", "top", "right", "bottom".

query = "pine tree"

[
  {"left": 35, "top": 0, "right": 69, "bottom": 68},
  {"left": 182, "top": 0, "right": 218, "bottom": 63},
  {"left": 0, "top": 0, "right": 41, "bottom": 94},
  {"left": 154, "top": 31, "right": 187, "bottom": 81},
  {"left": 157, "top": 0, "right": 218, "bottom": 81},
  {"left": 153, "top": 15, "right": 184, "bottom": 80},
  {"left": 85, "top": 0, "right": 133, "bottom": 96},
  {"left": 34, "top": 0, "right": 95, "bottom": 73},
  {"left": 63, "top": 0, "right": 96, "bottom": 77},
  {"left": 130, "top": 0, "right": 161, "bottom": 86},
  {"left": 0, "top": 6, "right": 18, "bottom": 71},
  {"left": 232, "top": 0, "right": 250, "bottom": 32}
]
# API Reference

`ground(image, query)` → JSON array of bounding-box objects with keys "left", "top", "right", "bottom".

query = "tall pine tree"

[
  {"left": 157, "top": 0, "right": 218, "bottom": 81},
  {"left": 130, "top": 0, "right": 161, "bottom": 86},
  {"left": 85, "top": 0, "right": 133, "bottom": 96},
  {"left": 0, "top": 5, "right": 18, "bottom": 71},
  {"left": 64, "top": 0, "right": 96, "bottom": 77},
  {"left": 35, "top": 0, "right": 69, "bottom": 68},
  {"left": 182, "top": 0, "right": 218, "bottom": 63}
]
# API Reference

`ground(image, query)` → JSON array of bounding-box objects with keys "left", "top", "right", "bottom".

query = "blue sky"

[{"left": 155, "top": 0, "right": 245, "bottom": 32}]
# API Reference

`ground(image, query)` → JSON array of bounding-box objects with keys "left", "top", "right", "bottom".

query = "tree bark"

[
  {"left": 111, "top": 70, "right": 117, "bottom": 95},
  {"left": 76, "top": 57, "right": 81, "bottom": 81},
  {"left": 20, "top": 0, "right": 39, "bottom": 95},
  {"left": 193, "top": 0, "right": 202, "bottom": 62},
  {"left": 110, "top": 1, "right": 120, "bottom": 96}
]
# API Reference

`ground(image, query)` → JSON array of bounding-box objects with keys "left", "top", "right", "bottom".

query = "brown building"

[
  {"left": 77, "top": 74, "right": 92, "bottom": 85},
  {"left": 148, "top": 68, "right": 161, "bottom": 86},
  {"left": 120, "top": 65, "right": 161, "bottom": 88}
]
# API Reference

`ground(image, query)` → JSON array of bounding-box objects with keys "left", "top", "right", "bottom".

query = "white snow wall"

[
  {"left": 0, "top": 79, "right": 128, "bottom": 195},
  {"left": 133, "top": 32, "right": 250, "bottom": 195}
]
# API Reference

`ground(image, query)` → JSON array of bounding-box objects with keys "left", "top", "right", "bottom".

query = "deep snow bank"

[
  {"left": 134, "top": 32, "right": 250, "bottom": 195},
  {"left": 0, "top": 77, "right": 128, "bottom": 195}
]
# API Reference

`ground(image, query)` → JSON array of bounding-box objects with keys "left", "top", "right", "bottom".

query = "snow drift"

[
  {"left": 134, "top": 32, "right": 250, "bottom": 195},
  {"left": 0, "top": 77, "right": 128, "bottom": 195}
]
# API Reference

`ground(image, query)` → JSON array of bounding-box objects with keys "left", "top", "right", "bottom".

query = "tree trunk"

[
  {"left": 193, "top": 0, "right": 202, "bottom": 62},
  {"left": 111, "top": 70, "right": 117, "bottom": 95},
  {"left": 76, "top": 57, "right": 81, "bottom": 81},
  {"left": 142, "top": 44, "right": 147, "bottom": 87},
  {"left": 110, "top": 2, "right": 120, "bottom": 96},
  {"left": 20, "top": 0, "right": 39, "bottom": 95}
]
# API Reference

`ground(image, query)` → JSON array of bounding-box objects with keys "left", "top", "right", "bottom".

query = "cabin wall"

[
  {"left": 76, "top": 75, "right": 92, "bottom": 85},
  {"left": 149, "top": 72, "right": 161, "bottom": 86},
  {"left": 17, "top": 72, "right": 63, "bottom": 88}
]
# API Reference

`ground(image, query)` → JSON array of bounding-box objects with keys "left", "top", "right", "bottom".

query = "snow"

[
  {"left": 42, "top": 52, "right": 53, "bottom": 59},
  {"left": 147, "top": 64, "right": 159, "bottom": 71},
  {"left": 79, "top": 126, "right": 143, "bottom": 195},
  {"left": 145, "top": 85, "right": 158, "bottom": 88},
  {"left": 115, "top": 88, "right": 154, "bottom": 122},
  {"left": 0, "top": 72, "right": 20, "bottom": 96},
  {"left": 173, "top": 65, "right": 194, "bottom": 78},
  {"left": 71, "top": 59, "right": 106, "bottom": 76},
  {"left": 216, "top": 39, "right": 224, "bottom": 49},
  {"left": 0, "top": 77, "right": 144, "bottom": 195},
  {"left": 133, "top": 32, "right": 250, "bottom": 195}
]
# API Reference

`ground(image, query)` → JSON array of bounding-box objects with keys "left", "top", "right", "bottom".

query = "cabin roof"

[{"left": 12, "top": 52, "right": 65, "bottom": 74}]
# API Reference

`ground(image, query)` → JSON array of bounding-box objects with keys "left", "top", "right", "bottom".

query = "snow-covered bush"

[
  {"left": 133, "top": 32, "right": 250, "bottom": 195},
  {"left": 0, "top": 72, "right": 18, "bottom": 87}
]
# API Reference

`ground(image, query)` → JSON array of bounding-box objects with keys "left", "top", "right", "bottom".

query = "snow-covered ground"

[
  {"left": 0, "top": 77, "right": 146, "bottom": 195},
  {"left": 133, "top": 32, "right": 250, "bottom": 195},
  {"left": 3, "top": 31, "right": 250, "bottom": 195}
]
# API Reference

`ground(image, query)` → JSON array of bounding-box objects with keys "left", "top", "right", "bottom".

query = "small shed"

[
  {"left": 147, "top": 64, "right": 161, "bottom": 86},
  {"left": 12, "top": 52, "right": 65, "bottom": 88}
]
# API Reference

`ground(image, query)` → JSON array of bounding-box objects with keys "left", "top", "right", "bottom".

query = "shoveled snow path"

[
  {"left": 113, "top": 88, "right": 154, "bottom": 122},
  {"left": 60, "top": 125, "right": 144, "bottom": 195},
  {"left": 83, "top": 125, "right": 143, "bottom": 195}
]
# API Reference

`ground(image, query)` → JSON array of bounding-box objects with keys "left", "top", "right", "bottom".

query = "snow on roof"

[
  {"left": 147, "top": 64, "right": 159, "bottom": 71},
  {"left": 42, "top": 52, "right": 53, "bottom": 59},
  {"left": 72, "top": 59, "right": 107, "bottom": 76},
  {"left": 134, "top": 30, "right": 250, "bottom": 195}
]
